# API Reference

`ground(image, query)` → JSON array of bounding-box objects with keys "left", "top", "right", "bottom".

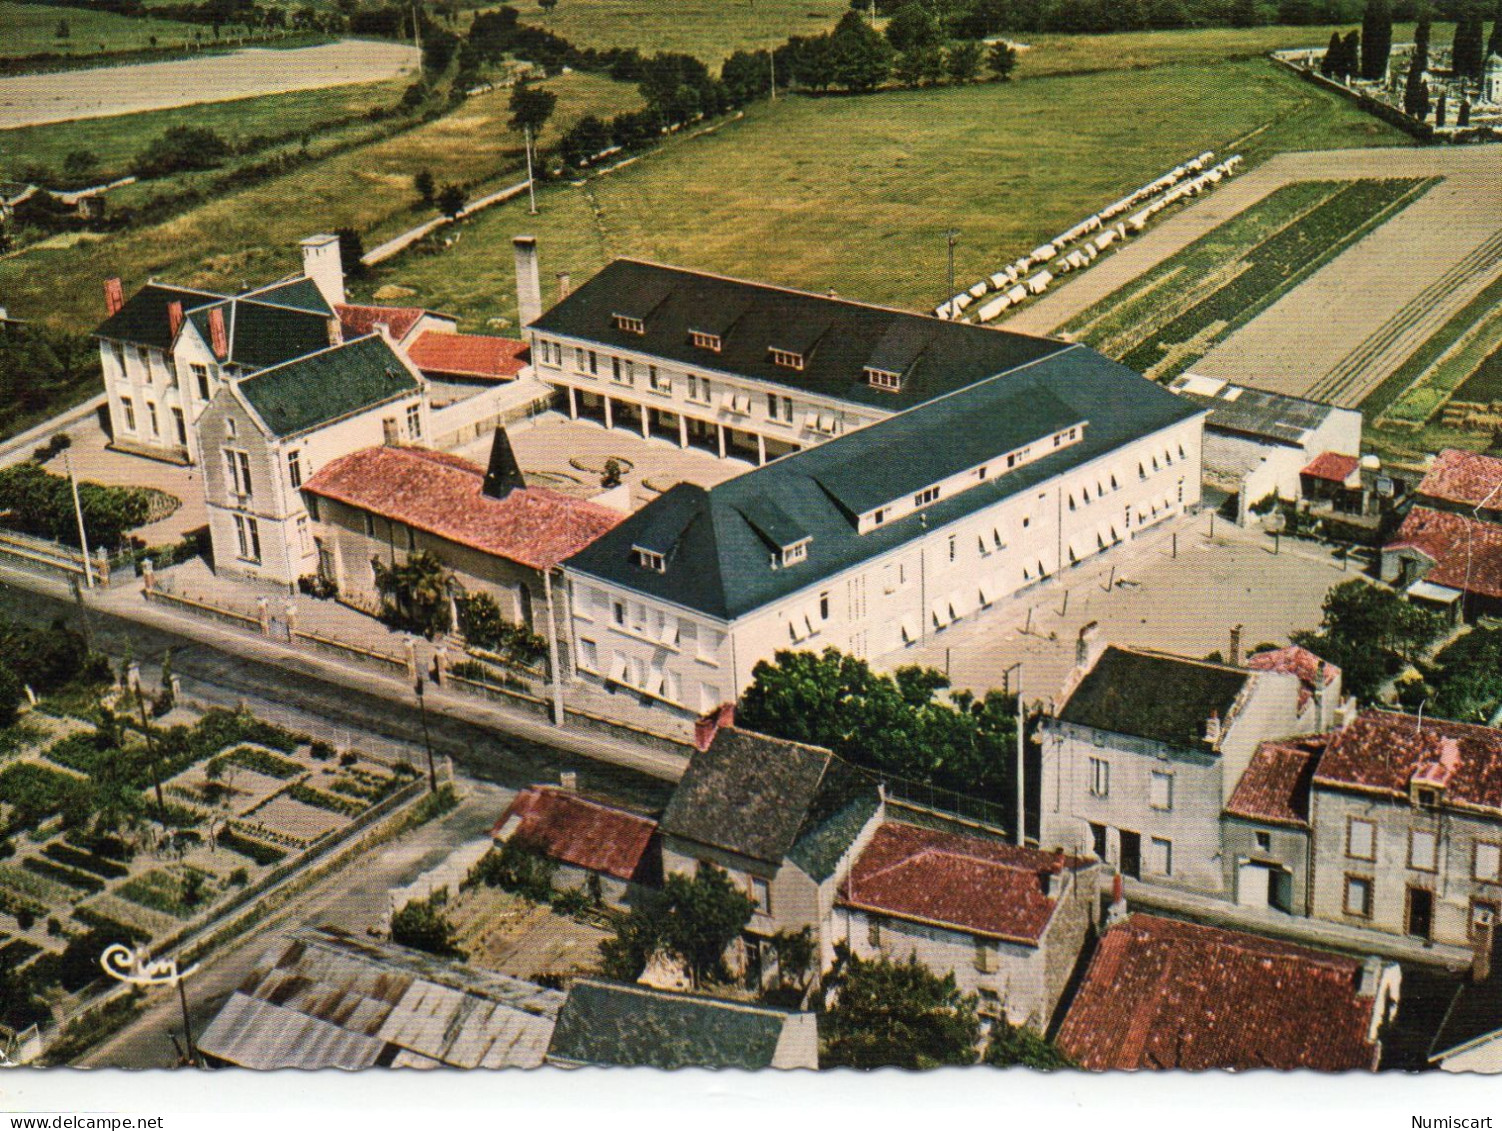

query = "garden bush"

[
  {"left": 207, "top": 745, "right": 303, "bottom": 781},
  {"left": 0, "top": 463, "right": 153, "bottom": 550},
  {"left": 0, "top": 763, "right": 90, "bottom": 833},
  {"left": 468, "top": 839, "right": 555, "bottom": 902}
]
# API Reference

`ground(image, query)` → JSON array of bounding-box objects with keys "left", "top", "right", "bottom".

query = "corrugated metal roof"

[{"left": 198, "top": 993, "right": 385, "bottom": 1070}]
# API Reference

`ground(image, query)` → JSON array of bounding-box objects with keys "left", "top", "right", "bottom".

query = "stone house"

[
  {"left": 1220, "top": 736, "right": 1325, "bottom": 915},
  {"left": 1039, "top": 634, "right": 1309, "bottom": 897},
  {"left": 299, "top": 429, "right": 622, "bottom": 643},
  {"left": 656, "top": 726, "right": 885, "bottom": 979},
  {"left": 835, "top": 820, "right": 1099, "bottom": 1030},
  {"left": 1309, "top": 710, "right": 1502, "bottom": 949},
  {"left": 195, "top": 333, "right": 429, "bottom": 587}
]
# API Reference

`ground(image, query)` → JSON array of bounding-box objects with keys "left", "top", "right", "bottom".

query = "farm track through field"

[{"left": 1311, "top": 228, "right": 1502, "bottom": 407}]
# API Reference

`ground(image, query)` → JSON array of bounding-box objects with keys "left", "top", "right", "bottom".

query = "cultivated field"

[
  {"left": 0, "top": 71, "right": 643, "bottom": 331},
  {"left": 0, "top": 1, "right": 203, "bottom": 61},
  {"left": 515, "top": 0, "right": 848, "bottom": 64},
  {"left": 358, "top": 58, "right": 1403, "bottom": 330},
  {"left": 1060, "top": 177, "right": 1437, "bottom": 383},
  {"left": 0, "top": 38, "right": 418, "bottom": 128}
]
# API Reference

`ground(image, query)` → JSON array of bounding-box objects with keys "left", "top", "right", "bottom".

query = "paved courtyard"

[
  {"left": 456, "top": 410, "right": 752, "bottom": 510},
  {"left": 886, "top": 513, "right": 1356, "bottom": 705}
]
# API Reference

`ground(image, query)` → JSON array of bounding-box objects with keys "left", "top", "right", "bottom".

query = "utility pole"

[
  {"left": 413, "top": 678, "right": 437, "bottom": 792},
  {"left": 136, "top": 687, "right": 167, "bottom": 820},
  {"left": 543, "top": 568, "right": 565, "bottom": 727},
  {"left": 63, "top": 448, "right": 93, "bottom": 589},
  {"left": 769, "top": 42, "right": 776, "bottom": 101},
  {"left": 1005, "top": 661, "right": 1024, "bottom": 847},
  {"left": 944, "top": 229, "right": 959, "bottom": 312},
  {"left": 524, "top": 125, "right": 537, "bottom": 215}
]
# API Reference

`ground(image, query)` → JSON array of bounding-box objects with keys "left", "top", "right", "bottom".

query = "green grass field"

[
  {"left": 0, "top": 1, "right": 203, "bottom": 60},
  {"left": 352, "top": 57, "right": 1408, "bottom": 332},
  {"left": 0, "top": 71, "right": 642, "bottom": 332},
  {"left": 516, "top": 0, "right": 849, "bottom": 65},
  {"left": 0, "top": 80, "right": 408, "bottom": 184},
  {"left": 1369, "top": 273, "right": 1502, "bottom": 424}
]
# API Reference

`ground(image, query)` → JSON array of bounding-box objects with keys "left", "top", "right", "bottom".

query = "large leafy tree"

[
  {"left": 508, "top": 79, "right": 557, "bottom": 136},
  {"left": 1428, "top": 627, "right": 1502, "bottom": 723},
  {"left": 1290, "top": 579, "right": 1447, "bottom": 702},
  {"left": 372, "top": 550, "right": 454, "bottom": 637},
  {"left": 983, "top": 1016, "right": 1075, "bottom": 1068},
  {"left": 821, "top": 952, "right": 982, "bottom": 1069},
  {"left": 829, "top": 10, "right": 894, "bottom": 92},
  {"left": 885, "top": 2, "right": 943, "bottom": 53},
  {"left": 600, "top": 864, "right": 756, "bottom": 987}
]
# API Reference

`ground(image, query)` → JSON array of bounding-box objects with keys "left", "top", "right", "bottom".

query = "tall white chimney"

[
  {"left": 513, "top": 235, "right": 542, "bottom": 329},
  {"left": 300, "top": 234, "right": 346, "bottom": 308}
]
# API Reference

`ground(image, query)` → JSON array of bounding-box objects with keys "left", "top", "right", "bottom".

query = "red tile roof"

[
  {"left": 1417, "top": 448, "right": 1502, "bottom": 510},
  {"left": 839, "top": 822, "right": 1085, "bottom": 945},
  {"left": 1245, "top": 645, "right": 1339, "bottom": 712},
  {"left": 1386, "top": 506, "right": 1502, "bottom": 600},
  {"left": 335, "top": 303, "right": 431, "bottom": 342},
  {"left": 1301, "top": 451, "right": 1360, "bottom": 485},
  {"left": 302, "top": 446, "right": 623, "bottom": 571},
  {"left": 1056, "top": 914, "right": 1378, "bottom": 1071},
  {"left": 407, "top": 331, "right": 528, "bottom": 381},
  {"left": 1225, "top": 738, "right": 1323, "bottom": 827},
  {"left": 491, "top": 786, "right": 656, "bottom": 881},
  {"left": 1314, "top": 709, "right": 1502, "bottom": 815}
]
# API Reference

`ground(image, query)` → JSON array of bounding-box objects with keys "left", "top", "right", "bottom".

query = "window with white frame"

[
  {"left": 770, "top": 348, "right": 803, "bottom": 370},
  {"left": 295, "top": 515, "right": 311, "bottom": 556},
  {"left": 613, "top": 314, "right": 645, "bottom": 334},
  {"left": 1149, "top": 771, "right": 1174, "bottom": 811},
  {"left": 649, "top": 366, "right": 671, "bottom": 394},
  {"left": 1089, "top": 757, "right": 1110, "bottom": 798},
  {"left": 1347, "top": 818, "right": 1376, "bottom": 862},
  {"left": 406, "top": 403, "right": 422, "bottom": 440},
  {"left": 223, "top": 448, "right": 253, "bottom": 499},
  {"left": 1149, "top": 837, "right": 1173, "bottom": 876},
  {"left": 1344, "top": 875, "right": 1373, "bottom": 917},
  {"left": 363, "top": 512, "right": 376, "bottom": 538},
  {"left": 690, "top": 332, "right": 721, "bottom": 352},
  {"left": 575, "top": 347, "right": 587, "bottom": 373},
  {"left": 865, "top": 367, "right": 901, "bottom": 391},
  {"left": 192, "top": 364, "right": 211, "bottom": 402},
  {"left": 634, "top": 547, "right": 666, "bottom": 572},
  {"left": 749, "top": 877, "right": 771, "bottom": 915},
  {"left": 233, "top": 514, "right": 262, "bottom": 563},
  {"left": 1409, "top": 829, "right": 1439, "bottom": 872},
  {"left": 1475, "top": 842, "right": 1502, "bottom": 883},
  {"left": 121, "top": 397, "right": 136, "bottom": 433},
  {"left": 588, "top": 350, "right": 599, "bottom": 376},
  {"left": 779, "top": 540, "right": 809, "bottom": 567},
  {"left": 579, "top": 637, "right": 599, "bottom": 672},
  {"left": 146, "top": 402, "right": 159, "bottom": 438},
  {"left": 913, "top": 486, "right": 940, "bottom": 507},
  {"left": 687, "top": 375, "right": 712, "bottom": 404},
  {"left": 287, "top": 449, "right": 303, "bottom": 489}
]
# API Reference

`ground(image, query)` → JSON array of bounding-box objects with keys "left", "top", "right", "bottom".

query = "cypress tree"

[
  {"left": 1436, "top": 90, "right": 1448, "bottom": 125},
  {"left": 1453, "top": 9, "right": 1484, "bottom": 80},
  {"left": 1404, "top": 58, "right": 1431, "bottom": 117},
  {"left": 1342, "top": 29, "right": 1362, "bottom": 78},
  {"left": 1362, "top": 0, "right": 1393, "bottom": 79},
  {"left": 1414, "top": 15, "right": 1431, "bottom": 73},
  {"left": 1459, "top": 98, "right": 1472, "bottom": 124},
  {"left": 1321, "top": 30, "right": 1341, "bottom": 75},
  {"left": 1488, "top": 0, "right": 1502, "bottom": 59}
]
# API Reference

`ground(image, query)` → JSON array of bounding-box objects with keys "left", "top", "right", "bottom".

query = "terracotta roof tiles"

[
  {"left": 1225, "top": 738, "right": 1323, "bottom": 827},
  {"left": 335, "top": 303, "right": 430, "bottom": 342},
  {"left": 1301, "top": 452, "right": 1361, "bottom": 485},
  {"left": 407, "top": 331, "right": 528, "bottom": 381},
  {"left": 302, "top": 446, "right": 623, "bottom": 570},
  {"left": 1056, "top": 914, "right": 1378, "bottom": 1071},
  {"left": 1313, "top": 710, "right": 1502, "bottom": 815},
  {"left": 1417, "top": 448, "right": 1502, "bottom": 510},
  {"left": 491, "top": 787, "right": 656, "bottom": 882},
  {"left": 1386, "top": 507, "right": 1502, "bottom": 600}
]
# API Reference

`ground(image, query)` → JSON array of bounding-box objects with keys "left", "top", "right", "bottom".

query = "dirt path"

[
  {"left": 0, "top": 39, "right": 418, "bottom": 129},
  {"left": 1007, "top": 146, "right": 1502, "bottom": 408}
]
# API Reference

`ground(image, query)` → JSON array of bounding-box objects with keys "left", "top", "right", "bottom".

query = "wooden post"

[{"left": 256, "top": 597, "right": 270, "bottom": 635}]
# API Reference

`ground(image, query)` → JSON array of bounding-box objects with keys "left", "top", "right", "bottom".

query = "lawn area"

[
  {"left": 0, "top": 79, "right": 408, "bottom": 185},
  {"left": 517, "top": 0, "right": 849, "bottom": 65},
  {"left": 0, "top": 70, "right": 643, "bottom": 333},
  {"left": 356, "top": 58, "right": 1409, "bottom": 331},
  {"left": 0, "top": 1, "right": 203, "bottom": 61}
]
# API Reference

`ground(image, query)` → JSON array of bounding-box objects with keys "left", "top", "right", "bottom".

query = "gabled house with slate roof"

[
  {"left": 1039, "top": 635, "right": 1307, "bottom": 898},
  {"left": 196, "top": 333, "right": 429, "bottom": 586},
  {"left": 657, "top": 726, "right": 885, "bottom": 977},
  {"left": 836, "top": 820, "right": 1099, "bottom": 1030},
  {"left": 545, "top": 979, "right": 818, "bottom": 1070},
  {"left": 558, "top": 276, "right": 1205, "bottom": 713}
]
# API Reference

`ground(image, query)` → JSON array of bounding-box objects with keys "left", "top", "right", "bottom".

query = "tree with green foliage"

[
  {"left": 508, "top": 79, "right": 557, "bottom": 137},
  {"left": 1427, "top": 627, "right": 1502, "bottom": 723},
  {"left": 132, "top": 126, "right": 231, "bottom": 179},
  {"left": 983, "top": 1016, "right": 1075, "bottom": 1068},
  {"left": 599, "top": 864, "right": 755, "bottom": 987},
  {"left": 335, "top": 227, "right": 367, "bottom": 281},
  {"left": 1361, "top": 0, "right": 1393, "bottom": 79},
  {"left": 738, "top": 646, "right": 1018, "bottom": 803},
  {"left": 1341, "top": 29, "right": 1362, "bottom": 78},
  {"left": 946, "top": 40, "right": 984, "bottom": 82},
  {"left": 1321, "top": 30, "right": 1342, "bottom": 75},
  {"left": 539, "top": 0, "right": 558, "bottom": 12},
  {"left": 1404, "top": 56, "right": 1432, "bottom": 118},
  {"left": 885, "top": 2, "right": 943, "bottom": 53},
  {"left": 829, "top": 9, "right": 894, "bottom": 92},
  {"left": 372, "top": 550, "right": 453, "bottom": 637},
  {"left": 1489, "top": 0, "right": 1502, "bottom": 59},
  {"left": 1453, "top": 8, "right": 1486, "bottom": 81},
  {"left": 560, "top": 114, "right": 613, "bottom": 166},
  {"left": 61, "top": 150, "right": 97, "bottom": 184},
  {"left": 414, "top": 169, "right": 436, "bottom": 205},
  {"left": 821, "top": 951, "right": 982, "bottom": 1068},
  {"left": 435, "top": 183, "right": 466, "bottom": 219},
  {"left": 0, "top": 667, "right": 22, "bottom": 729},
  {"left": 895, "top": 44, "right": 946, "bottom": 85},
  {"left": 987, "top": 39, "right": 1018, "bottom": 79},
  {"left": 469, "top": 838, "right": 556, "bottom": 901},
  {"left": 1229, "top": 0, "right": 1265, "bottom": 27},
  {"left": 390, "top": 890, "right": 465, "bottom": 958},
  {"left": 721, "top": 49, "right": 773, "bottom": 105},
  {"left": 1414, "top": 13, "right": 1432, "bottom": 72},
  {"left": 1290, "top": 580, "right": 1447, "bottom": 702}
]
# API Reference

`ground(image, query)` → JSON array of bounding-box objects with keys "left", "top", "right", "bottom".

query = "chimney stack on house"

[
  {"left": 1229, "top": 623, "right": 1243, "bottom": 668},
  {"left": 300, "top": 233, "right": 346, "bottom": 308},
  {"left": 557, "top": 271, "right": 571, "bottom": 302},
  {"left": 208, "top": 306, "right": 228, "bottom": 360},
  {"left": 372, "top": 320, "right": 391, "bottom": 342},
  {"left": 1203, "top": 710, "right": 1222, "bottom": 745},
  {"left": 104, "top": 277, "right": 125, "bottom": 316},
  {"left": 1075, "top": 621, "right": 1103, "bottom": 671},
  {"left": 1473, "top": 910, "right": 1495, "bottom": 984},
  {"left": 1357, "top": 956, "right": 1385, "bottom": 998},
  {"left": 167, "top": 300, "right": 184, "bottom": 340},
  {"left": 559, "top": 770, "right": 578, "bottom": 792},
  {"left": 513, "top": 235, "right": 542, "bottom": 329},
  {"left": 1333, "top": 698, "right": 1357, "bottom": 729},
  {"left": 326, "top": 317, "right": 344, "bottom": 348},
  {"left": 1107, "top": 873, "right": 1128, "bottom": 926}
]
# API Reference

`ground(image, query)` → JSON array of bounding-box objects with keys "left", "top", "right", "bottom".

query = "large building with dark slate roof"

[{"left": 552, "top": 261, "right": 1207, "bottom": 714}]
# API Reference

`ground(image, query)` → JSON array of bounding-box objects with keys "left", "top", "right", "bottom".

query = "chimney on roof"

[
  {"left": 1075, "top": 621, "right": 1103, "bottom": 671},
  {"left": 167, "top": 300, "right": 184, "bottom": 340},
  {"left": 1358, "top": 956, "right": 1385, "bottom": 998},
  {"left": 327, "top": 317, "right": 344, "bottom": 347},
  {"left": 1333, "top": 697, "right": 1357, "bottom": 730},
  {"left": 1203, "top": 710, "right": 1222, "bottom": 745},
  {"left": 1107, "top": 873, "right": 1128, "bottom": 926},
  {"left": 104, "top": 277, "right": 125, "bottom": 316},
  {"left": 372, "top": 320, "right": 391, "bottom": 342},
  {"left": 557, "top": 271, "right": 571, "bottom": 302},
  {"left": 208, "top": 306, "right": 228, "bottom": 360},
  {"left": 513, "top": 236, "right": 542, "bottom": 329},
  {"left": 300, "top": 233, "right": 346, "bottom": 307},
  {"left": 481, "top": 426, "right": 527, "bottom": 500},
  {"left": 693, "top": 702, "right": 736, "bottom": 752},
  {"left": 1473, "top": 910, "right": 1495, "bottom": 984},
  {"left": 1229, "top": 623, "right": 1243, "bottom": 668},
  {"left": 559, "top": 770, "right": 578, "bottom": 792}
]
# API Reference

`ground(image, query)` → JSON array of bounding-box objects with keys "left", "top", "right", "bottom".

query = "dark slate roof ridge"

[
  {"left": 1430, "top": 975, "right": 1502, "bottom": 1062},
  {"left": 569, "top": 977, "right": 803, "bottom": 1019},
  {"left": 94, "top": 282, "right": 228, "bottom": 344},
  {"left": 236, "top": 334, "right": 419, "bottom": 439}
]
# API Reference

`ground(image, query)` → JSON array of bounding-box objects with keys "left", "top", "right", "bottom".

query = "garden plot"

[{"left": 443, "top": 883, "right": 610, "bottom": 982}]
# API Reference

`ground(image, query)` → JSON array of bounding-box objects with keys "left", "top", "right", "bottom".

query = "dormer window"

[
  {"left": 690, "top": 331, "right": 722, "bottom": 352},
  {"left": 777, "top": 539, "right": 810, "bottom": 567},
  {"left": 614, "top": 314, "right": 645, "bottom": 335},
  {"left": 771, "top": 349, "right": 805, "bottom": 371},
  {"left": 865, "top": 367, "right": 902, "bottom": 391},
  {"left": 1415, "top": 787, "right": 1439, "bottom": 809},
  {"left": 634, "top": 547, "right": 666, "bottom": 572}
]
